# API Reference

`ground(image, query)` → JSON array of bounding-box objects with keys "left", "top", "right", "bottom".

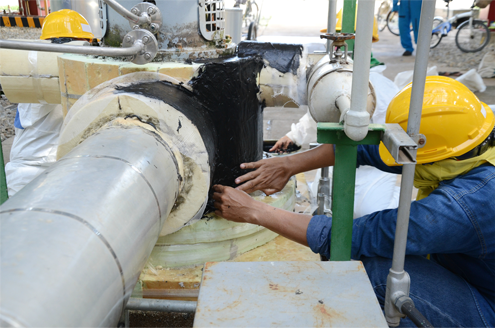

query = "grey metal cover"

[{"left": 194, "top": 261, "right": 388, "bottom": 327}]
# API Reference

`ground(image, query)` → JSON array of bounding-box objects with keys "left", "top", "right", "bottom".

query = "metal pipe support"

[
  {"left": 0, "top": 29, "right": 159, "bottom": 65},
  {"left": 384, "top": 0, "right": 436, "bottom": 326},
  {"left": 125, "top": 298, "right": 197, "bottom": 313},
  {"left": 345, "top": 0, "right": 375, "bottom": 141},
  {"left": 0, "top": 39, "right": 142, "bottom": 57},
  {"left": 0, "top": 123, "right": 183, "bottom": 327}
]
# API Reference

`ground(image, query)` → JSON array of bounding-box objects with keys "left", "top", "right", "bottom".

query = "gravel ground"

[
  {"left": 429, "top": 33, "right": 495, "bottom": 71},
  {"left": 0, "top": 27, "right": 41, "bottom": 142},
  {"left": 0, "top": 26, "right": 42, "bottom": 40}
]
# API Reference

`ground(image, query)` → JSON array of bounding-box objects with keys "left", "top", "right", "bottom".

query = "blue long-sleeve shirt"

[{"left": 307, "top": 145, "right": 495, "bottom": 306}]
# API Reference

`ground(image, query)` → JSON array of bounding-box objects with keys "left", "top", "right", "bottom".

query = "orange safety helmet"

[
  {"left": 379, "top": 76, "right": 494, "bottom": 165},
  {"left": 41, "top": 9, "right": 95, "bottom": 41}
]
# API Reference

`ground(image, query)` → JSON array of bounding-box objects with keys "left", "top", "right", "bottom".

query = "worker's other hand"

[
  {"left": 269, "top": 136, "right": 294, "bottom": 152},
  {"left": 235, "top": 157, "right": 292, "bottom": 195},
  {"left": 212, "top": 185, "right": 260, "bottom": 223}
]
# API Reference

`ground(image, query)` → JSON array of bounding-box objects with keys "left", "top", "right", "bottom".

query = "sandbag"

[
  {"left": 478, "top": 50, "right": 495, "bottom": 78},
  {"left": 394, "top": 66, "right": 438, "bottom": 90},
  {"left": 456, "top": 69, "right": 487, "bottom": 92}
]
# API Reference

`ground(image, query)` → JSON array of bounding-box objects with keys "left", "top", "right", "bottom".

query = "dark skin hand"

[
  {"left": 212, "top": 184, "right": 311, "bottom": 246},
  {"left": 235, "top": 143, "right": 336, "bottom": 195},
  {"left": 269, "top": 135, "right": 294, "bottom": 152}
]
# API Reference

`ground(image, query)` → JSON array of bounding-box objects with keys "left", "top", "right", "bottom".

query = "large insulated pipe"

[
  {"left": 384, "top": 0, "right": 436, "bottom": 326},
  {"left": 344, "top": 0, "right": 375, "bottom": 141},
  {"left": 0, "top": 122, "right": 183, "bottom": 327}
]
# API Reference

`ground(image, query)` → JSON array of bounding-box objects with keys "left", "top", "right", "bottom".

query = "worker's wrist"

[{"left": 250, "top": 201, "right": 270, "bottom": 226}]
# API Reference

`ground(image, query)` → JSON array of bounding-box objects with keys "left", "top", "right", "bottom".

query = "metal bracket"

[
  {"left": 384, "top": 269, "right": 411, "bottom": 326},
  {"left": 381, "top": 124, "right": 418, "bottom": 164},
  {"left": 129, "top": 2, "right": 162, "bottom": 32},
  {"left": 122, "top": 29, "right": 158, "bottom": 65}
]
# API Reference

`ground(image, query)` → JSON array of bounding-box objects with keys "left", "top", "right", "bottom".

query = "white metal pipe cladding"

[
  {"left": 0, "top": 124, "right": 183, "bottom": 327},
  {"left": 345, "top": 0, "right": 376, "bottom": 141}
]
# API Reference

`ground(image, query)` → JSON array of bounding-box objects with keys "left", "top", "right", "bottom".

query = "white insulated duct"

[{"left": 0, "top": 122, "right": 184, "bottom": 326}]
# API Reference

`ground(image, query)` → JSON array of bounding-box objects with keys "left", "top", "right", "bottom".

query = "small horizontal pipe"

[
  {"left": 141, "top": 289, "right": 200, "bottom": 299},
  {"left": 0, "top": 40, "right": 143, "bottom": 57},
  {"left": 125, "top": 298, "right": 197, "bottom": 313},
  {"left": 103, "top": 0, "right": 147, "bottom": 25}
]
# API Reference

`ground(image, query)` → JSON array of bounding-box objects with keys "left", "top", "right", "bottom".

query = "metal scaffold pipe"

[
  {"left": 0, "top": 123, "right": 183, "bottom": 327},
  {"left": 384, "top": 0, "right": 436, "bottom": 326},
  {"left": 345, "top": 0, "right": 375, "bottom": 141}
]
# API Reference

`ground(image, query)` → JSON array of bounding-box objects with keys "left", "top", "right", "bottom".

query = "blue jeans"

[{"left": 362, "top": 255, "right": 495, "bottom": 327}]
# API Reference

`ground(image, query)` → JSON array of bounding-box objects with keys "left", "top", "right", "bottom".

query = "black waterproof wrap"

[
  {"left": 116, "top": 55, "right": 264, "bottom": 214},
  {"left": 238, "top": 41, "right": 303, "bottom": 75}
]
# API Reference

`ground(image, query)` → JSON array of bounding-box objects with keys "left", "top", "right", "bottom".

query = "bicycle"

[
  {"left": 376, "top": 0, "right": 392, "bottom": 32},
  {"left": 234, "top": 0, "right": 262, "bottom": 40},
  {"left": 430, "top": 0, "right": 490, "bottom": 53}
]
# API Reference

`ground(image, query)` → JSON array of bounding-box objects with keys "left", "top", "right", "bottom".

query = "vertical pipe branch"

[
  {"left": 326, "top": 0, "right": 337, "bottom": 53},
  {"left": 384, "top": 0, "right": 436, "bottom": 326},
  {"left": 344, "top": 0, "right": 375, "bottom": 142}
]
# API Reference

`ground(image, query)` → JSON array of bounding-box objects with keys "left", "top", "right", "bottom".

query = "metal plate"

[
  {"left": 122, "top": 29, "right": 158, "bottom": 65},
  {"left": 194, "top": 261, "right": 388, "bottom": 327}
]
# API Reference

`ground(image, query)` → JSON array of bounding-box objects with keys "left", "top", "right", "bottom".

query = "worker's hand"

[
  {"left": 269, "top": 136, "right": 294, "bottom": 153},
  {"left": 212, "top": 185, "right": 261, "bottom": 224},
  {"left": 235, "top": 157, "right": 292, "bottom": 195}
]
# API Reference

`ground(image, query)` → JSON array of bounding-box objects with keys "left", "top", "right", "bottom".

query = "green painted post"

[
  {"left": 317, "top": 123, "right": 385, "bottom": 261},
  {"left": 0, "top": 139, "right": 8, "bottom": 205},
  {"left": 330, "top": 143, "right": 357, "bottom": 260},
  {"left": 341, "top": 0, "right": 356, "bottom": 53}
]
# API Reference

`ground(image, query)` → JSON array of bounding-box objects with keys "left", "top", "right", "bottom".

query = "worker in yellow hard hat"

[
  {"left": 41, "top": 9, "right": 95, "bottom": 43},
  {"left": 211, "top": 76, "right": 495, "bottom": 327},
  {"left": 5, "top": 9, "right": 95, "bottom": 196}
]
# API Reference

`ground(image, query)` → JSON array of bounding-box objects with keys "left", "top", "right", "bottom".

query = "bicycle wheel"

[
  {"left": 455, "top": 19, "right": 490, "bottom": 53},
  {"left": 430, "top": 18, "right": 444, "bottom": 49},
  {"left": 387, "top": 11, "right": 400, "bottom": 36},
  {"left": 376, "top": 2, "right": 390, "bottom": 31},
  {"left": 247, "top": 21, "right": 257, "bottom": 40}
]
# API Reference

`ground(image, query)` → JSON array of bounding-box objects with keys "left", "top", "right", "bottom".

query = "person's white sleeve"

[
  {"left": 369, "top": 69, "right": 400, "bottom": 124},
  {"left": 6, "top": 104, "right": 64, "bottom": 196},
  {"left": 285, "top": 112, "right": 317, "bottom": 146}
]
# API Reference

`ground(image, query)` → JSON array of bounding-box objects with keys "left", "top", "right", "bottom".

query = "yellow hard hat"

[
  {"left": 322, "top": 8, "right": 379, "bottom": 42},
  {"left": 379, "top": 76, "right": 494, "bottom": 165},
  {"left": 41, "top": 9, "right": 95, "bottom": 41}
]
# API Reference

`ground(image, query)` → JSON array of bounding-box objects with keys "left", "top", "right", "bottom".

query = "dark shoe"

[{"left": 402, "top": 50, "right": 413, "bottom": 56}]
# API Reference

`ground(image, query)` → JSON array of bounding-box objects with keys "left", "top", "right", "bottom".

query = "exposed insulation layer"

[{"left": 58, "top": 54, "right": 202, "bottom": 112}]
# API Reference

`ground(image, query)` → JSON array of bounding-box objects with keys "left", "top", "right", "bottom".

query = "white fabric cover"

[{"left": 5, "top": 103, "right": 63, "bottom": 196}]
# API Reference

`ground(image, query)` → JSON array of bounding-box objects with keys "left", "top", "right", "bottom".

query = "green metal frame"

[
  {"left": 0, "top": 139, "right": 8, "bottom": 205},
  {"left": 317, "top": 123, "right": 385, "bottom": 261},
  {"left": 341, "top": 0, "right": 356, "bottom": 53}
]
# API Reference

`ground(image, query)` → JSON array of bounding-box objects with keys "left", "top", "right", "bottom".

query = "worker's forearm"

[
  {"left": 286, "top": 144, "right": 335, "bottom": 176},
  {"left": 251, "top": 203, "right": 312, "bottom": 246}
]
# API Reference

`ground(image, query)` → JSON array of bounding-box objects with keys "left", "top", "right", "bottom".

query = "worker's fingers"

[
  {"left": 236, "top": 179, "right": 261, "bottom": 194},
  {"left": 240, "top": 160, "right": 263, "bottom": 170},
  {"left": 212, "top": 191, "right": 222, "bottom": 202},
  {"left": 269, "top": 140, "right": 283, "bottom": 152},
  {"left": 212, "top": 184, "right": 225, "bottom": 193},
  {"left": 235, "top": 170, "right": 259, "bottom": 185},
  {"left": 215, "top": 210, "right": 223, "bottom": 217},
  {"left": 262, "top": 188, "right": 279, "bottom": 196}
]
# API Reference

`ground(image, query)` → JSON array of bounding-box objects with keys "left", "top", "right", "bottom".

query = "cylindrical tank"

[{"left": 307, "top": 55, "right": 376, "bottom": 123}]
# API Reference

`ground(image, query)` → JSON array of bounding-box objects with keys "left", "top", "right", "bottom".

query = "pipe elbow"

[{"left": 344, "top": 110, "right": 370, "bottom": 141}]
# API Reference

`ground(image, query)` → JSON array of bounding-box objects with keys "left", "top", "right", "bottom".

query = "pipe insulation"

[
  {"left": 345, "top": 0, "right": 376, "bottom": 141},
  {"left": 0, "top": 121, "right": 186, "bottom": 327}
]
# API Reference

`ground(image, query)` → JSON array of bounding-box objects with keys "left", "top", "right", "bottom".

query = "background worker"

[
  {"left": 213, "top": 77, "right": 495, "bottom": 327},
  {"left": 5, "top": 10, "right": 95, "bottom": 196},
  {"left": 393, "top": 0, "right": 423, "bottom": 56}
]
